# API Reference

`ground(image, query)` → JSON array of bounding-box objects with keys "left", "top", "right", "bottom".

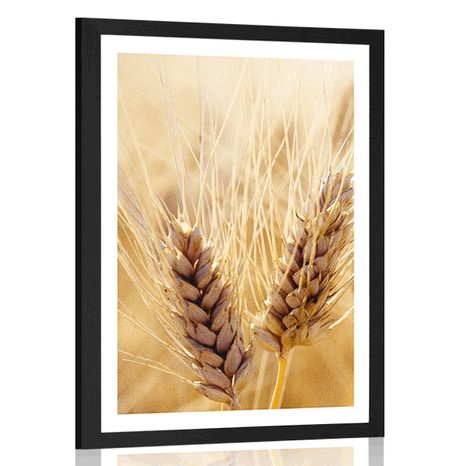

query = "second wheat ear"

[
  {"left": 254, "top": 171, "right": 355, "bottom": 409},
  {"left": 164, "top": 218, "right": 253, "bottom": 409}
]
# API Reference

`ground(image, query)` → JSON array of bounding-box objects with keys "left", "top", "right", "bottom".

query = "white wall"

[{"left": 1, "top": 1, "right": 465, "bottom": 464}]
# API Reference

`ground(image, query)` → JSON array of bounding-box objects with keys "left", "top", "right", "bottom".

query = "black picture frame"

[{"left": 76, "top": 17, "right": 384, "bottom": 450}]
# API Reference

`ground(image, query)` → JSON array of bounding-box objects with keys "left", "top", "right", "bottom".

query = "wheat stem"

[{"left": 269, "top": 355, "right": 288, "bottom": 409}]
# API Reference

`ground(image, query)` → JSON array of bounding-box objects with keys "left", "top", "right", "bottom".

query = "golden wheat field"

[{"left": 117, "top": 53, "right": 354, "bottom": 414}]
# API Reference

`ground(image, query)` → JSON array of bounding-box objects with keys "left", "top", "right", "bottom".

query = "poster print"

[
  {"left": 76, "top": 19, "right": 384, "bottom": 448},
  {"left": 118, "top": 54, "right": 355, "bottom": 412}
]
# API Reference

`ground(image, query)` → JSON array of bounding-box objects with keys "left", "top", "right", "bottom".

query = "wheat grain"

[
  {"left": 255, "top": 170, "right": 354, "bottom": 358},
  {"left": 163, "top": 218, "right": 253, "bottom": 409}
]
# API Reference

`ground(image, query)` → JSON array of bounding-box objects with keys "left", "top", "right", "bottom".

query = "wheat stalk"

[
  {"left": 118, "top": 170, "right": 254, "bottom": 408},
  {"left": 254, "top": 169, "right": 354, "bottom": 408},
  {"left": 162, "top": 217, "right": 253, "bottom": 408}
]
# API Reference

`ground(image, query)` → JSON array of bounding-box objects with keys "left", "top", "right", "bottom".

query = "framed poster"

[{"left": 76, "top": 18, "right": 384, "bottom": 449}]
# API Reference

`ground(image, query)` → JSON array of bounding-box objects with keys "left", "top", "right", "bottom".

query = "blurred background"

[{"left": 118, "top": 54, "right": 355, "bottom": 413}]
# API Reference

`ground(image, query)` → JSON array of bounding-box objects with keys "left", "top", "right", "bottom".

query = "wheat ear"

[
  {"left": 254, "top": 170, "right": 354, "bottom": 408},
  {"left": 164, "top": 217, "right": 253, "bottom": 409}
]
